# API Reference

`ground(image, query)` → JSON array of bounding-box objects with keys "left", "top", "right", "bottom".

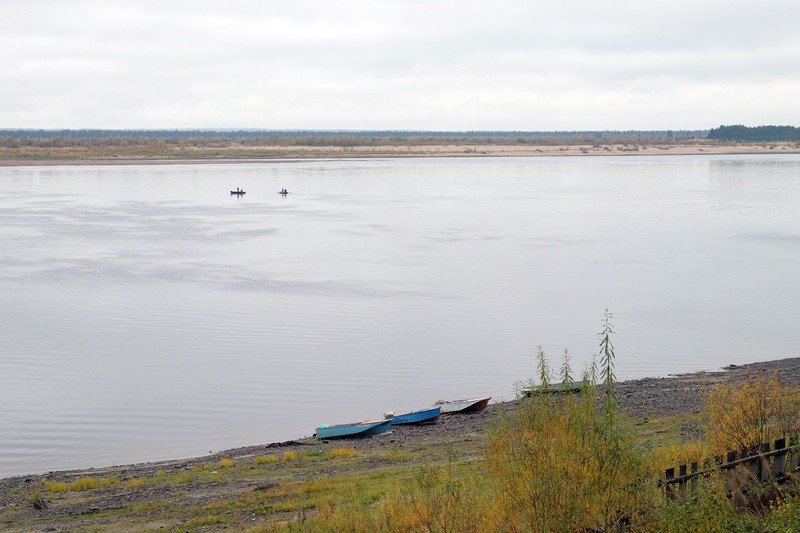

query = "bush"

[
  {"left": 485, "top": 314, "right": 656, "bottom": 531},
  {"left": 705, "top": 375, "right": 800, "bottom": 453}
]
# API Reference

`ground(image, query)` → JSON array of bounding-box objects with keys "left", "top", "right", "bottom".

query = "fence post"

[
  {"left": 774, "top": 438, "right": 787, "bottom": 478},
  {"left": 664, "top": 467, "right": 675, "bottom": 500},
  {"left": 690, "top": 461, "right": 699, "bottom": 493},
  {"left": 726, "top": 451, "right": 737, "bottom": 492},
  {"left": 742, "top": 447, "right": 757, "bottom": 485},
  {"left": 678, "top": 464, "right": 688, "bottom": 497},
  {"left": 760, "top": 442, "right": 771, "bottom": 482},
  {"left": 790, "top": 435, "right": 799, "bottom": 472}
]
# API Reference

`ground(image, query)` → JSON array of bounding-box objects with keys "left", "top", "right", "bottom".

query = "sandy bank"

[{"left": 1, "top": 141, "right": 798, "bottom": 166}]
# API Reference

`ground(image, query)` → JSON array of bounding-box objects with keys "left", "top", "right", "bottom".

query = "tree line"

[{"left": 708, "top": 125, "right": 800, "bottom": 141}]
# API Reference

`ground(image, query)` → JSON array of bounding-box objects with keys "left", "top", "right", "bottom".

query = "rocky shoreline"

[
  {"left": 2, "top": 357, "right": 799, "bottom": 531},
  {"left": 5, "top": 357, "right": 800, "bottom": 483}
]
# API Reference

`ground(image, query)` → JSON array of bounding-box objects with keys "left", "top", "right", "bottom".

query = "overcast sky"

[{"left": 3, "top": 0, "right": 799, "bottom": 130}]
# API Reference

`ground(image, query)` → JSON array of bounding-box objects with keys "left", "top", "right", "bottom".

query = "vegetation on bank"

[
  {"left": 0, "top": 128, "right": 705, "bottom": 144},
  {"left": 0, "top": 129, "right": 710, "bottom": 161},
  {"left": 2, "top": 127, "right": 799, "bottom": 161},
  {"left": 708, "top": 125, "right": 800, "bottom": 142},
  {"left": 4, "top": 313, "right": 800, "bottom": 531}
]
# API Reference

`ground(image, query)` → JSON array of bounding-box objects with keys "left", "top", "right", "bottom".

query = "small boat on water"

[
  {"left": 230, "top": 189, "right": 246, "bottom": 195},
  {"left": 435, "top": 396, "right": 491, "bottom": 414},
  {"left": 278, "top": 188, "right": 289, "bottom": 195},
  {"left": 522, "top": 381, "right": 583, "bottom": 396},
  {"left": 385, "top": 406, "right": 441, "bottom": 426},
  {"left": 315, "top": 419, "right": 391, "bottom": 440}
]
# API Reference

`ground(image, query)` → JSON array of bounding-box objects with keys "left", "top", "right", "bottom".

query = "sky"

[{"left": 2, "top": 0, "right": 800, "bottom": 131}]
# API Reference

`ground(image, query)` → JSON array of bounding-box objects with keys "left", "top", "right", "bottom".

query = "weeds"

[
  {"left": 125, "top": 477, "right": 148, "bottom": 489},
  {"left": 327, "top": 448, "right": 358, "bottom": 459},
  {"left": 43, "top": 475, "right": 120, "bottom": 492},
  {"left": 283, "top": 451, "right": 299, "bottom": 462}
]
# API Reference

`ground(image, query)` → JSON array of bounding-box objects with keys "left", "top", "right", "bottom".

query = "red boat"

[{"left": 435, "top": 396, "right": 491, "bottom": 414}]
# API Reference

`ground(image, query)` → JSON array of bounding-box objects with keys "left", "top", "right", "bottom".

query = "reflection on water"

[{"left": 1, "top": 155, "right": 800, "bottom": 477}]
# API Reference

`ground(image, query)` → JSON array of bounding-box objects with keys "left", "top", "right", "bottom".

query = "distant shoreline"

[{"left": 1, "top": 141, "right": 798, "bottom": 166}]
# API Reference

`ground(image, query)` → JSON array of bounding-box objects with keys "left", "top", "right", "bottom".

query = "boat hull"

[
  {"left": 437, "top": 396, "right": 491, "bottom": 414},
  {"left": 388, "top": 406, "right": 441, "bottom": 426},
  {"left": 523, "top": 381, "right": 583, "bottom": 396},
  {"left": 315, "top": 419, "right": 391, "bottom": 440}
]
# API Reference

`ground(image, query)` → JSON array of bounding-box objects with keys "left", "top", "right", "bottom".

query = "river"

[{"left": 1, "top": 154, "right": 799, "bottom": 476}]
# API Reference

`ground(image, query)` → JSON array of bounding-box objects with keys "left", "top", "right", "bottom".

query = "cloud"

[{"left": 2, "top": 0, "right": 799, "bottom": 129}]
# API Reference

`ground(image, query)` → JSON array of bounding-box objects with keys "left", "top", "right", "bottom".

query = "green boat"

[{"left": 523, "top": 381, "right": 583, "bottom": 396}]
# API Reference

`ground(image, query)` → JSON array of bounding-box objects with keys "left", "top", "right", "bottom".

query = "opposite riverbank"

[
  {"left": 1, "top": 140, "right": 799, "bottom": 165},
  {"left": 2, "top": 357, "right": 799, "bottom": 532}
]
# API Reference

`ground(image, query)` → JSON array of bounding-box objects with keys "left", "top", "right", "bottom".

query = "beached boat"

[
  {"left": 230, "top": 190, "right": 246, "bottom": 195},
  {"left": 315, "top": 419, "right": 391, "bottom": 440},
  {"left": 385, "top": 406, "right": 441, "bottom": 426},
  {"left": 522, "top": 381, "right": 583, "bottom": 396},
  {"left": 435, "top": 396, "right": 491, "bottom": 414}
]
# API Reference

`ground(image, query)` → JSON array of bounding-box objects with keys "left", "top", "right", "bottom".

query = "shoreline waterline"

[{"left": 3, "top": 356, "right": 798, "bottom": 483}]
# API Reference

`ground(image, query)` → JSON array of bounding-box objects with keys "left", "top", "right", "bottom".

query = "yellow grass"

[
  {"left": 327, "top": 448, "right": 359, "bottom": 459},
  {"left": 44, "top": 475, "right": 120, "bottom": 492},
  {"left": 125, "top": 477, "right": 148, "bottom": 489},
  {"left": 254, "top": 454, "right": 279, "bottom": 465}
]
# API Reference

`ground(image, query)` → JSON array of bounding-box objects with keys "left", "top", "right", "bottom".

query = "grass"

[
  {"left": 377, "top": 449, "right": 416, "bottom": 462},
  {"left": 125, "top": 477, "right": 148, "bottom": 489},
  {"left": 282, "top": 451, "right": 299, "bottom": 462},
  {"left": 43, "top": 475, "right": 120, "bottom": 492},
  {"left": 326, "top": 448, "right": 359, "bottom": 459}
]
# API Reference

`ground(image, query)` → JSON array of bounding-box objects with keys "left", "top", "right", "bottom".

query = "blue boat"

[
  {"left": 385, "top": 406, "right": 441, "bottom": 426},
  {"left": 315, "top": 419, "right": 391, "bottom": 440}
]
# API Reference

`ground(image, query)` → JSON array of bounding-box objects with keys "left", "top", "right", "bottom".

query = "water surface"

[{"left": 1, "top": 155, "right": 799, "bottom": 477}]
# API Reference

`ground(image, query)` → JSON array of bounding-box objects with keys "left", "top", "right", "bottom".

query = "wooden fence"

[{"left": 661, "top": 436, "right": 799, "bottom": 498}]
